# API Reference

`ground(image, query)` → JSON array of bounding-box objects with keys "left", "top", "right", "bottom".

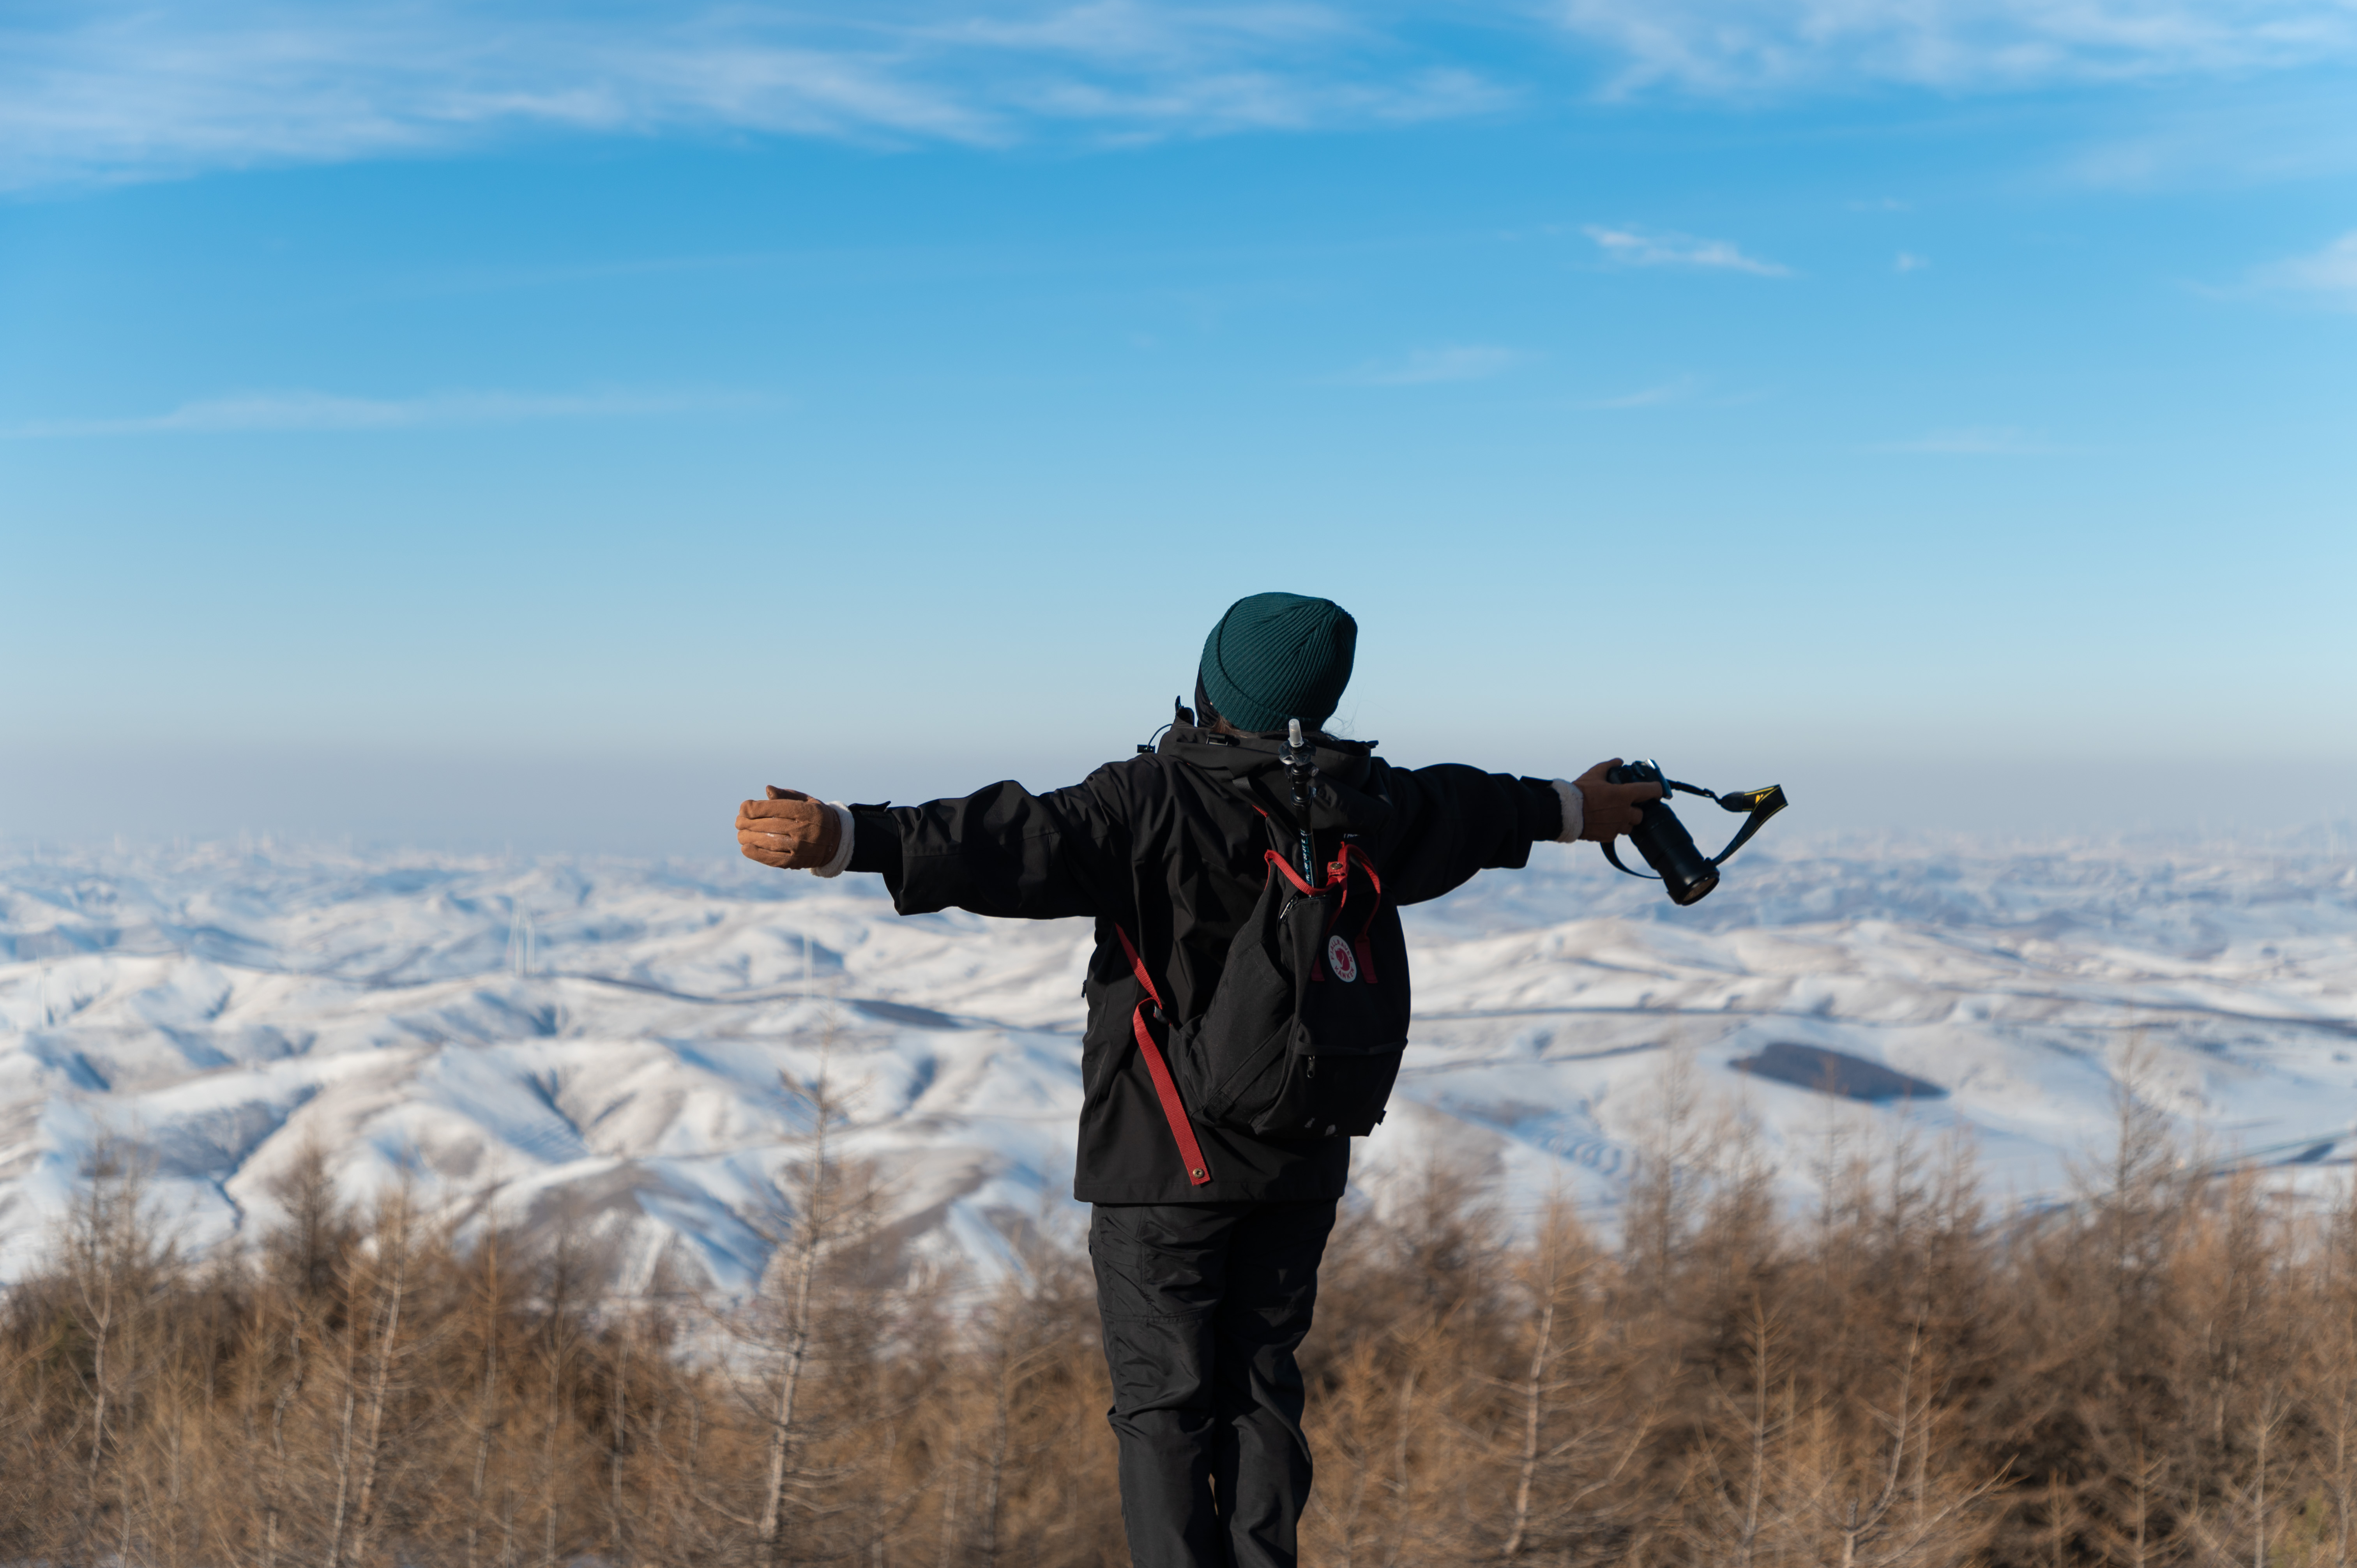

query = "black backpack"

[{"left": 1115, "top": 832, "right": 1411, "bottom": 1187}]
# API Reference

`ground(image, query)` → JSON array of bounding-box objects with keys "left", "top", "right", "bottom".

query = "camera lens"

[{"left": 1669, "top": 870, "right": 1719, "bottom": 906}]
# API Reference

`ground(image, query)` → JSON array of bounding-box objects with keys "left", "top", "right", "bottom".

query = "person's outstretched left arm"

[{"left": 737, "top": 774, "right": 1128, "bottom": 921}]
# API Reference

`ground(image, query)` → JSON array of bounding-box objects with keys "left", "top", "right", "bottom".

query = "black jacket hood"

[{"left": 1156, "top": 723, "right": 1391, "bottom": 841}]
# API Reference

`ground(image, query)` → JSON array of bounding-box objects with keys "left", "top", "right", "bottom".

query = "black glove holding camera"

[{"left": 1600, "top": 760, "right": 1788, "bottom": 906}]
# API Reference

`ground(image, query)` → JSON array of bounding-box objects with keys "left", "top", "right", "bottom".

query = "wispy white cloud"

[
  {"left": 1585, "top": 225, "right": 1791, "bottom": 276},
  {"left": 1551, "top": 0, "right": 2357, "bottom": 95},
  {"left": 2252, "top": 230, "right": 2357, "bottom": 303},
  {"left": 941, "top": 2, "right": 1348, "bottom": 61},
  {"left": 1895, "top": 251, "right": 1931, "bottom": 272},
  {"left": 3, "top": 387, "right": 764, "bottom": 438},
  {"left": 1335, "top": 344, "right": 1530, "bottom": 385},
  {"left": 1875, "top": 426, "right": 2058, "bottom": 454},
  {"left": 0, "top": 2, "right": 1512, "bottom": 188},
  {"left": 4, "top": 1, "right": 2350, "bottom": 190}
]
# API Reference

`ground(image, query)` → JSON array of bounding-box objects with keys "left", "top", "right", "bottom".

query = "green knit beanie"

[{"left": 1198, "top": 593, "right": 1358, "bottom": 734}]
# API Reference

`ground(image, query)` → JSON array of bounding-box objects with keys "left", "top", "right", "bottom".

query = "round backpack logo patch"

[{"left": 1327, "top": 935, "right": 1359, "bottom": 983}]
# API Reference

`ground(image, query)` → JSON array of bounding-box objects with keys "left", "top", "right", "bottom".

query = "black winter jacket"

[{"left": 848, "top": 724, "right": 1564, "bottom": 1203}]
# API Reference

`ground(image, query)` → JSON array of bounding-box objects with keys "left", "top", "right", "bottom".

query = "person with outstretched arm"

[{"left": 733, "top": 592, "right": 1661, "bottom": 1568}]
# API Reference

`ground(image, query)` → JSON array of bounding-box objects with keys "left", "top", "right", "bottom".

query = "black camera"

[{"left": 1600, "top": 760, "right": 1787, "bottom": 907}]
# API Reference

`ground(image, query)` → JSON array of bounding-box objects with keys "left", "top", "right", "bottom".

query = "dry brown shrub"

[{"left": 15, "top": 1058, "right": 2357, "bottom": 1568}]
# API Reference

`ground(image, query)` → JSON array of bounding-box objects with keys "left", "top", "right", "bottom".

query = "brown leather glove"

[{"left": 736, "top": 786, "right": 843, "bottom": 870}]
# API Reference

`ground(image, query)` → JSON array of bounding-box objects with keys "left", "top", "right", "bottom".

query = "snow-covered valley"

[{"left": 2, "top": 833, "right": 2352, "bottom": 1292}]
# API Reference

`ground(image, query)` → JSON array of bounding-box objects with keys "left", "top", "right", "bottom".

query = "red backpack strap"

[
  {"left": 1341, "top": 843, "right": 1384, "bottom": 983},
  {"left": 1111, "top": 925, "right": 1213, "bottom": 1188},
  {"left": 1263, "top": 848, "right": 1320, "bottom": 897},
  {"left": 1263, "top": 850, "right": 1333, "bottom": 981}
]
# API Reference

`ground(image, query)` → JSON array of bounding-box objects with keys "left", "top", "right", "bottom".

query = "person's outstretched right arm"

[{"left": 1371, "top": 756, "right": 1663, "bottom": 907}]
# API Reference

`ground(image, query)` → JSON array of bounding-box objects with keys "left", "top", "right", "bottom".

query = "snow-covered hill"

[{"left": 2, "top": 833, "right": 2351, "bottom": 1292}]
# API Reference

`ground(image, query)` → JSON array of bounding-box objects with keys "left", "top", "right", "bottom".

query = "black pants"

[{"left": 1089, "top": 1199, "right": 1339, "bottom": 1568}]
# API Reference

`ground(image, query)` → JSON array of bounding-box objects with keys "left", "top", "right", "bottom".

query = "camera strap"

[{"left": 1601, "top": 780, "right": 1788, "bottom": 881}]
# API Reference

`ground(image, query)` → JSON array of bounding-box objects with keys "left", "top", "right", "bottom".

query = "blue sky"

[{"left": 2, "top": 0, "right": 2352, "bottom": 853}]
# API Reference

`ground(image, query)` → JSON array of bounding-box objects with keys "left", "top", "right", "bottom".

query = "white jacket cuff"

[
  {"left": 811, "top": 802, "right": 857, "bottom": 879},
  {"left": 1550, "top": 780, "right": 1584, "bottom": 844}
]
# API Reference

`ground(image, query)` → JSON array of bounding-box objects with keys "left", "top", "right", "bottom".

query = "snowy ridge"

[{"left": 0, "top": 835, "right": 2352, "bottom": 1293}]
